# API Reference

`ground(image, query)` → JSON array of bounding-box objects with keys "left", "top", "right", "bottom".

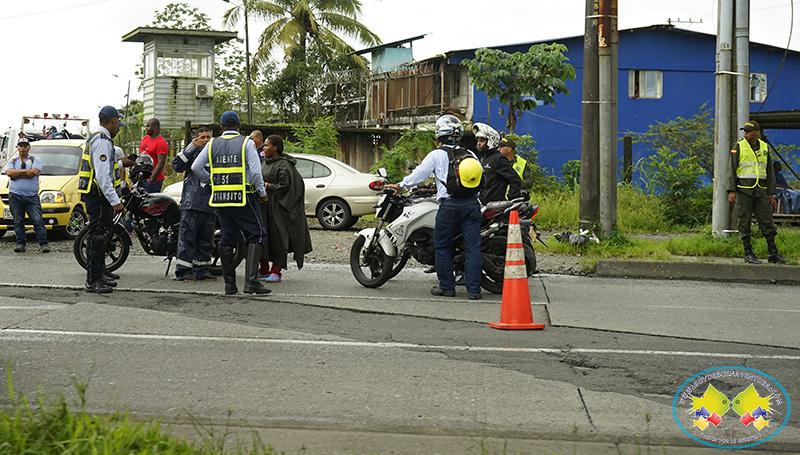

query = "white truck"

[{"left": 1, "top": 113, "right": 90, "bottom": 163}]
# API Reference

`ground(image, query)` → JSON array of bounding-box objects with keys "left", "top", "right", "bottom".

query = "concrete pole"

[
  {"left": 711, "top": 0, "right": 735, "bottom": 236},
  {"left": 580, "top": 0, "right": 600, "bottom": 232},
  {"left": 598, "top": 0, "right": 617, "bottom": 236},
  {"left": 734, "top": 0, "right": 750, "bottom": 134}
]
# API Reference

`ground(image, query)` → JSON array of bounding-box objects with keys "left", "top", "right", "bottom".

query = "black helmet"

[{"left": 129, "top": 154, "right": 154, "bottom": 183}]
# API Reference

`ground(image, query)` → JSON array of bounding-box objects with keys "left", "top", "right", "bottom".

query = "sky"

[{"left": 0, "top": 0, "right": 796, "bottom": 132}]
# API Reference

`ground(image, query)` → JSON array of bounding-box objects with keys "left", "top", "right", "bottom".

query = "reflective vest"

[
  {"left": 735, "top": 138, "right": 769, "bottom": 189},
  {"left": 78, "top": 132, "right": 119, "bottom": 193},
  {"left": 208, "top": 133, "right": 248, "bottom": 207},
  {"left": 512, "top": 156, "right": 527, "bottom": 181}
]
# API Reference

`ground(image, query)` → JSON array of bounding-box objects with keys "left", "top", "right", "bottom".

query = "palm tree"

[{"left": 223, "top": 0, "right": 381, "bottom": 69}]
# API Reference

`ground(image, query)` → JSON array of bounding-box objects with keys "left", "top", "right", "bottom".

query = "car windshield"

[{"left": 4, "top": 146, "right": 82, "bottom": 176}]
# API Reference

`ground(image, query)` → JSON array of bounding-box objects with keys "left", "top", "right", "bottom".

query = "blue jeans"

[
  {"left": 776, "top": 188, "right": 800, "bottom": 213},
  {"left": 141, "top": 180, "right": 163, "bottom": 194},
  {"left": 434, "top": 197, "right": 482, "bottom": 296},
  {"left": 8, "top": 193, "right": 48, "bottom": 247}
]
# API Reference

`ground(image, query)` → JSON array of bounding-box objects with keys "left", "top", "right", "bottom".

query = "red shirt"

[{"left": 139, "top": 135, "right": 169, "bottom": 182}]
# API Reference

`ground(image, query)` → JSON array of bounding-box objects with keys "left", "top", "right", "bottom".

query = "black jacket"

[{"left": 479, "top": 148, "right": 522, "bottom": 203}]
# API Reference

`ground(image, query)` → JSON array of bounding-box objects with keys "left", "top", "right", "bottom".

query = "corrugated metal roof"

[
  {"left": 750, "top": 110, "right": 800, "bottom": 130},
  {"left": 350, "top": 34, "right": 427, "bottom": 56},
  {"left": 122, "top": 27, "right": 237, "bottom": 45},
  {"left": 447, "top": 24, "right": 800, "bottom": 57}
]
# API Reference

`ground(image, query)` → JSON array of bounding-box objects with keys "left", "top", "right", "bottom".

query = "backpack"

[{"left": 441, "top": 144, "right": 482, "bottom": 198}]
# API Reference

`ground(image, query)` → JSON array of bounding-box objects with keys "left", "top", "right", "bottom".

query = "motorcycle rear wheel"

[
  {"left": 73, "top": 225, "right": 131, "bottom": 272},
  {"left": 209, "top": 230, "right": 246, "bottom": 276},
  {"left": 479, "top": 236, "right": 537, "bottom": 294},
  {"left": 350, "top": 235, "right": 394, "bottom": 288}
]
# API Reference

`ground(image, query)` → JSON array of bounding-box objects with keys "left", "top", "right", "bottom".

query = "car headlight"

[{"left": 40, "top": 191, "right": 66, "bottom": 204}]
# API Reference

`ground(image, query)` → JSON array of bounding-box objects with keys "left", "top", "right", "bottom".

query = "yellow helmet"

[{"left": 458, "top": 157, "right": 482, "bottom": 188}]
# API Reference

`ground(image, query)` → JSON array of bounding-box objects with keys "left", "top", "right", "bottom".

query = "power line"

[
  {"left": 0, "top": 0, "right": 109, "bottom": 21},
  {"left": 758, "top": 0, "right": 794, "bottom": 112}
]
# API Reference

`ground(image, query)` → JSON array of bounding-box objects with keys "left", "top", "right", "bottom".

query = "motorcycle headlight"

[{"left": 40, "top": 191, "right": 66, "bottom": 204}]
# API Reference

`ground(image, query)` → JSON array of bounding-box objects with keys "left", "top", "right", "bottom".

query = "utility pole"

[
  {"left": 580, "top": 0, "right": 600, "bottom": 232},
  {"left": 711, "top": 0, "right": 735, "bottom": 236},
  {"left": 734, "top": 0, "right": 750, "bottom": 139},
  {"left": 598, "top": 0, "right": 618, "bottom": 236}
]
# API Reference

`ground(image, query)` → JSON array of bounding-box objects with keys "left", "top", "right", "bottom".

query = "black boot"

[
  {"left": 743, "top": 241, "right": 761, "bottom": 264},
  {"left": 767, "top": 238, "right": 788, "bottom": 264},
  {"left": 243, "top": 244, "right": 271, "bottom": 295},
  {"left": 219, "top": 245, "right": 238, "bottom": 294}
]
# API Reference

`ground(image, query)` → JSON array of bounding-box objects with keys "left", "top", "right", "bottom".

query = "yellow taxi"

[{"left": 0, "top": 139, "right": 87, "bottom": 239}]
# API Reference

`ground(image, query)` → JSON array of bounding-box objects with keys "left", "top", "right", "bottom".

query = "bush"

[
  {"left": 371, "top": 128, "right": 436, "bottom": 183},
  {"left": 634, "top": 147, "right": 709, "bottom": 227}
]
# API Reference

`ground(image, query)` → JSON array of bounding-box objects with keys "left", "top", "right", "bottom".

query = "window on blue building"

[
  {"left": 750, "top": 73, "right": 767, "bottom": 102},
  {"left": 628, "top": 70, "right": 662, "bottom": 99}
]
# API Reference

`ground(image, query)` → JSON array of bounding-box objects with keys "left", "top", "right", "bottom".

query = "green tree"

[
  {"left": 222, "top": 0, "right": 380, "bottom": 68},
  {"left": 284, "top": 116, "right": 340, "bottom": 158},
  {"left": 461, "top": 44, "right": 576, "bottom": 133},
  {"left": 629, "top": 103, "right": 715, "bottom": 180},
  {"left": 152, "top": 2, "right": 210, "bottom": 29}
]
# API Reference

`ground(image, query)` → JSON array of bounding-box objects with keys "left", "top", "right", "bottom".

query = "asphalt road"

[{"left": 0, "top": 232, "right": 798, "bottom": 454}]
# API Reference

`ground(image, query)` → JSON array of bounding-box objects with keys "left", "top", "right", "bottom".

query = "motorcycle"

[
  {"left": 350, "top": 185, "right": 544, "bottom": 294},
  {"left": 73, "top": 157, "right": 245, "bottom": 275}
]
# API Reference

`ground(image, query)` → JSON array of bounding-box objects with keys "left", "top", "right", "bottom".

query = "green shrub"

[{"left": 371, "top": 129, "right": 436, "bottom": 183}]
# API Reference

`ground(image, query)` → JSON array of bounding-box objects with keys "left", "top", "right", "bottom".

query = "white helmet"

[
  {"left": 435, "top": 115, "right": 463, "bottom": 143},
  {"left": 472, "top": 123, "right": 500, "bottom": 149}
]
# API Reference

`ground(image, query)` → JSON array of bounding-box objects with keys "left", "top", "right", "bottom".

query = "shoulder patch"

[
  {"left": 99, "top": 154, "right": 107, "bottom": 162},
  {"left": 730, "top": 149, "right": 737, "bottom": 154}
]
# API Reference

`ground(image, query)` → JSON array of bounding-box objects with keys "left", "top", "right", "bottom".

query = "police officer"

[
  {"left": 173, "top": 126, "right": 216, "bottom": 282},
  {"left": 727, "top": 120, "right": 787, "bottom": 264},
  {"left": 497, "top": 136, "right": 533, "bottom": 200},
  {"left": 191, "top": 111, "right": 271, "bottom": 295},
  {"left": 78, "top": 105, "right": 126, "bottom": 293}
]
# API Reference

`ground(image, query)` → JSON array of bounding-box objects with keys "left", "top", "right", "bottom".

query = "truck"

[{"left": 1, "top": 113, "right": 90, "bottom": 163}]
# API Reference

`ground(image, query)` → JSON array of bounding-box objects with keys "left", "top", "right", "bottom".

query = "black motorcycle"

[{"left": 73, "top": 157, "right": 245, "bottom": 275}]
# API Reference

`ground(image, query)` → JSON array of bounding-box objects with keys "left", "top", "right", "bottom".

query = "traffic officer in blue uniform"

[
  {"left": 78, "top": 105, "right": 126, "bottom": 293},
  {"left": 173, "top": 126, "right": 216, "bottom": 281},
  {"left": 191, "top": 111, "right": 271, "bottom": 295}
]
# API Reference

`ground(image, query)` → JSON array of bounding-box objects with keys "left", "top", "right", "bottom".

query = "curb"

[{"left": 595, "top": 260, "right": 800, "bottom": 285}]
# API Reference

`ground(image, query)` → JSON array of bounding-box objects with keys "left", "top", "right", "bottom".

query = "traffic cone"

[{"left": 489, "top": 210, "right": 545, "bottom": 330}]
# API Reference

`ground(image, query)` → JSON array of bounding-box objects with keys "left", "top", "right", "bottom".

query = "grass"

[
  {"left": 0, "top": 369, "right": 299, "bottom": 455},
  {"left": 530, "top": 187, "right": 799, "bottom": 263}
]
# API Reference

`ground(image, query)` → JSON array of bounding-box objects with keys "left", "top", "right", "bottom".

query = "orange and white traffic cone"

[{"left": 489, "top": 210, "right": 545, "bottom": 330}]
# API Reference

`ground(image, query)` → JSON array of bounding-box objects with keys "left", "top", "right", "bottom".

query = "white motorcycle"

[{"left": 350, "top": 184, "right": 542, "bottom": 293}]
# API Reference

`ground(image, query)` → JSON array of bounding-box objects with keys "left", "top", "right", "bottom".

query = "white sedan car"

[{"left": 164, "top": 153, "right": 387, "bottom": 230}]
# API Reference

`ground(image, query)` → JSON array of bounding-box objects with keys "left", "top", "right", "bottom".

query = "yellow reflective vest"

[
  {"left": 208, "top": 134, "right": 248, "bottom": 207},
  {"left": 78, "top": 132, "right": 120, "bottom": 193},
  {"left": 735, "top": 138, "right": 769, "bottom": 189}
]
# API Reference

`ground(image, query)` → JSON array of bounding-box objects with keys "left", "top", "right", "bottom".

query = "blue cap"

[
  {"left": 99, "top": 105, "right": 126, "bottom": 127},
  {"left": 221, "top": 110, "right": 240, "bottom": 126}
]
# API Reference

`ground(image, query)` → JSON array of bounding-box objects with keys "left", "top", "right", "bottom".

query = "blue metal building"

[{"left": 447, "top": 25, "right": 800, "bottom": 177}]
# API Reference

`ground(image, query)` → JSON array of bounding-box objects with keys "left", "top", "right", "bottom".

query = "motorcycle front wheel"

[
  {"left": 350, "top": 235, "right": 394, "bottom": 288},
  {"left": 73, "top": 225, "right": 132, "bottom": 272}
]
